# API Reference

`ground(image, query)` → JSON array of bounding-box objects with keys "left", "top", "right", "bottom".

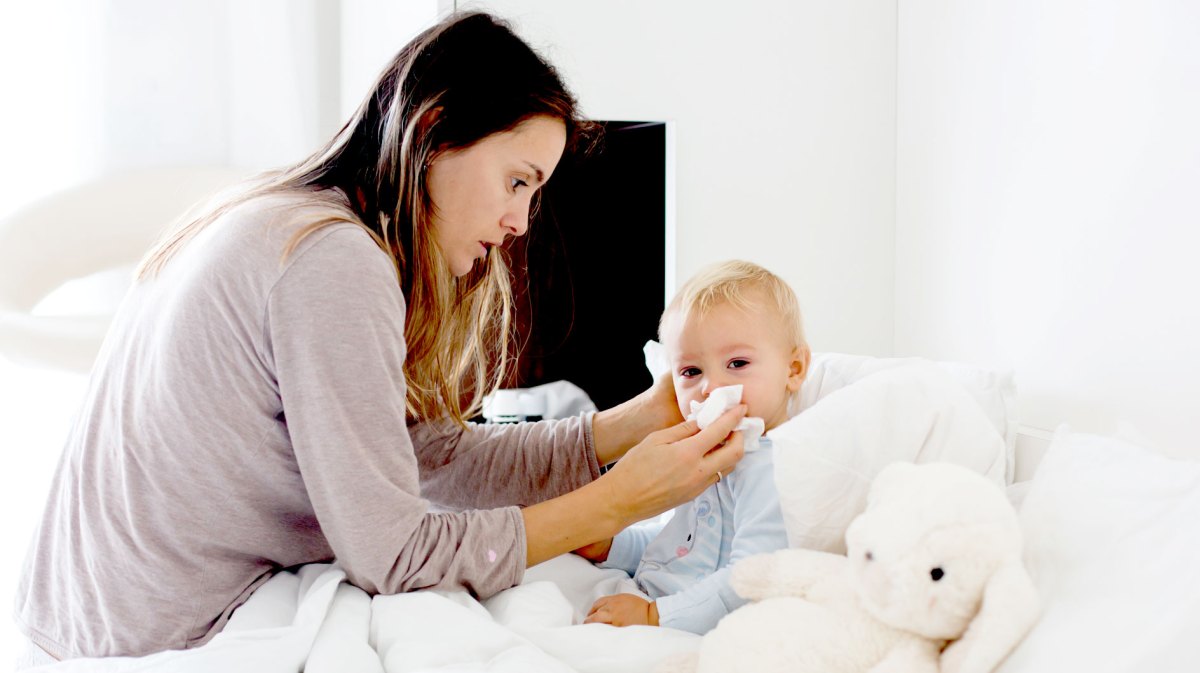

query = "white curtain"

[{"left": 0, "top": 0, "right": 349, "bottom": 218}]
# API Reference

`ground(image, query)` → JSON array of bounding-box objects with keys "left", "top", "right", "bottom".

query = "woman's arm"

[
  {"left": 410, "top": 373, "right": 684, "bottom": 511},
  {"left": 271, "top": 227, "right": 740, "bottom": 594},
  {"left": 410, "top": 414, "right": 601, "bottom": 510},
  {"left": 522, "top": 409, "right": 746, "bottom": 567},
  {"left": 270, "top": 227, "right": 532, "bottom": 598}
]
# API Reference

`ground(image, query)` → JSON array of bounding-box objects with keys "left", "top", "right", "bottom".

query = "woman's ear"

[
  {"left": 417, "top": 106, "right": 447, "bottom": 166},
  {"left": 417, "top": 105, "right": 443, "bottom": 135},
  {"left": 786, "top": 344, "right": 811, "bottom": 393}
]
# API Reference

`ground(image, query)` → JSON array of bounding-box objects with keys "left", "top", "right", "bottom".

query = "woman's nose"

[{"left": 501, "top": 200, "right": 531, "bottom": 238}]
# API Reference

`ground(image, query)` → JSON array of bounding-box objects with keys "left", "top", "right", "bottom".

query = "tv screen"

[{"left": 503, "top": 120, "right": 669, "bottom": 413}]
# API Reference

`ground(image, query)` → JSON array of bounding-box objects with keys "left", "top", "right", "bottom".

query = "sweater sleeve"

[
  {"left": 408, "top": 414, "right": 601, "bottom": 510},
  {"left": 654, "top": 452, "right": 789, "bottom": 634},
  {"left": 264, "top": 226, "right": 524, "bottom": 598}
]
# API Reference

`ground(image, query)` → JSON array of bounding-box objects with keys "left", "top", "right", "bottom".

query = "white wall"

[
  {"left": 0, "top": 0, "right": 344, "bottom": 214},
  {"left": 0, "top": 3, "right": 104, "bottom": 214},
  {"left": 340, "top": 0, "right": 440, "bottom": 120},
  {"left": 896, "top": 0, "right": 1200, "bottom": 455},
  {"left": 98, "top": 0, "right": 341, "bottom": 171},
  {"left": 468, "top": 0, "right": 898, "bottom": 356}
]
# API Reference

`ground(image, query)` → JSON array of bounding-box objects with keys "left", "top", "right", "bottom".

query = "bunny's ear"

[
  {"left": 867, "top": 461, "right": 919, "bottom": 507},
  {"left": 940, "top": 559, "right": 1041, "bottom": 673}
]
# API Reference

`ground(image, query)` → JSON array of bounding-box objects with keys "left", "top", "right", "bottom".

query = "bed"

[{"left": 24, "top": 353, "right": 1200, "bottom": 672}]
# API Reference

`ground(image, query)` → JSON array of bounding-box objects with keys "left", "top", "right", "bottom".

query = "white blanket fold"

[{"left": 29, "top": 557, "right": 698, "bottom": 673}]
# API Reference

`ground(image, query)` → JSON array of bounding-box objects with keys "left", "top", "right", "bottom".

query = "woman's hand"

[
  {"left": 592, "top": 374, "right": 685, "bottom": 466},
  {"left": 600, "top": 404, "right": 747, "bottom": 528},
  {"left": 521, "top": 404, "right": 745, "bottom": 567},
  {"left": 585, "top": 594, "right": 659, "bottom": 627}
]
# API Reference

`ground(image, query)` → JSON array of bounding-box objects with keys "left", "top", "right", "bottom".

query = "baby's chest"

[{"left": 641, "top": 490, "right": 730, "bottom": 571}]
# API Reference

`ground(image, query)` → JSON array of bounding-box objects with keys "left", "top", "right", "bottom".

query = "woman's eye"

[
  {"left": 728, "top": 359, "right": 750, "bottom": 370},
  {"left": 510, "top": 177, "right": 529, "bottom": 191},
  {"left": 680, "top": 367, "right": 701, "bottom": 378}
]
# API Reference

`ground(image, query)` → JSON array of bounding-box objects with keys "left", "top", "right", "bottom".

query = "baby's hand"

[{"left": 584, "top": 593, "right": 658, "bottom": 627}]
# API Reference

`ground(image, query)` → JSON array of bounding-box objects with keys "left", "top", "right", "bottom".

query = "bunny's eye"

[
  {"left": 864, "top": 551, "right": 874, "bottom": 562},
  {"left": 930, "top": 567, "right": 945, "bottom": 581}
]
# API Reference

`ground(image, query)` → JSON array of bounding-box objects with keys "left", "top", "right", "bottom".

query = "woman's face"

[{"left": 426, "top": 115, "right": 567, "bottom": 277}]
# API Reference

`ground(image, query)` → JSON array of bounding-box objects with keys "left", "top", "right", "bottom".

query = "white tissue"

[
  {"left": 643, "top": 341, "right": 766, "bottom": 452},
  {"left": 643, "top": 340, "right": 671, "bottom": 380},
  {"left": 686, "top": 384, "right": 765, "bottom": 452}
]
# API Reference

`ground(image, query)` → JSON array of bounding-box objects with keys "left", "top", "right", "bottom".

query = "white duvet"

[
  {"left": 27, "top": 361, "right": 1008, "bottom": 673},
  {"left": 28, "top": 555, "right": 698, "bottom": 673}
]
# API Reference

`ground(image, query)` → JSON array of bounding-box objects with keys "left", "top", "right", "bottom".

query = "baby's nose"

[{"left": 700, "top": 376, "right": 727, "bottom": 397}]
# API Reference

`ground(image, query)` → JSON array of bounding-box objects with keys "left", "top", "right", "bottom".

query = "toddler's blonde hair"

[{"left": 660, "top": 260, "right": 806, "bottom": 349}]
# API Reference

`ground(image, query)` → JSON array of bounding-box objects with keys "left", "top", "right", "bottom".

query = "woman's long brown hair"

[{"left": 136, "top": 11, "right": 598, "bottom": 426}]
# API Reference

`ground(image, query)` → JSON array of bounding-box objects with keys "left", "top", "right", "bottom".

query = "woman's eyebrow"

[{"left": 523, "top": 161, "right": 546, "bottom": 184}]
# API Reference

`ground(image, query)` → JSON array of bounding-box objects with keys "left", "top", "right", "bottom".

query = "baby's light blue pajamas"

[{"left": 599, "top": 438, "right": 788, "bottom": 634}]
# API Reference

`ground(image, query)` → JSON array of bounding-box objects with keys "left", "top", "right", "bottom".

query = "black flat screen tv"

[{"left": 503, "top": 120, "right": 669, "bottom": 412}]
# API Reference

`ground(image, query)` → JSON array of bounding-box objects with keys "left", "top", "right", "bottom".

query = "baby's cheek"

[
  {"left": 676, "top": 396, "right": 692, "bottom": 420},
  {"left": 673, "top": 383, "right": 692, "bottom": 419},
  {"left": 739, "top": 385, "right": 767, "bottom": 419}
]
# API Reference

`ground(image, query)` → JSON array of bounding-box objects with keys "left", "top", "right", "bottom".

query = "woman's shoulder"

[
  {"left": 211, "top": 189, "right": 387, "bottom": 271},
  {"left": 225, "top": 188, "right": 361, "bottom": 237}
]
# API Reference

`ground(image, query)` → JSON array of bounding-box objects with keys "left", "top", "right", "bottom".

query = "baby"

[{"left": 583, "top": 260, "right": 810, "bottom": 634}]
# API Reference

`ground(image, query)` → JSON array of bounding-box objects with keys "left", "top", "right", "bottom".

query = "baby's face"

[{"left": 661, "top": 297, "right": 806, "bottom": 431}]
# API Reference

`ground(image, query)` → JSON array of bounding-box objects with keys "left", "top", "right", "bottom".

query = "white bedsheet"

[{"left": 28, "top": 555, "right": 698, "bottom": 673}]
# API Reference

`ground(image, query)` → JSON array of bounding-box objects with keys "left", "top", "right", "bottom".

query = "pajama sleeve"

[{"left": 598, "top": 517, "right": 670, "bottom": 576}]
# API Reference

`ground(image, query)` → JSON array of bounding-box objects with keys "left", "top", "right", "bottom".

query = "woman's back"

[{"left": 14, "top": 190, "right": 412, "bottom": 657}]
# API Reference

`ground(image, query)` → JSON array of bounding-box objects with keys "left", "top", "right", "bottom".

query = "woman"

[{"left": 14, "top": 11, "right": 745, "bottom": 663}]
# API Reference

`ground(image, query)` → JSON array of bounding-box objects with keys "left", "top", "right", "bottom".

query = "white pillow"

[
  {"left": 644, "top": 343, "right": 1018, "bottom": 483},
  {"left": 996, "top": 428, "right": 1200, "bottom": 673},
  {"left": 799, "top": 352, "right": 1018, "bottom": 483},
  {"left": 769, "top": 363, "right": 1007, "bottom": 553}
]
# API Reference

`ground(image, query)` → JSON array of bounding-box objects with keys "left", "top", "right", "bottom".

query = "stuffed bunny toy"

[{"left": 662, "top": 462, "right": 1040, "bottom": 673}]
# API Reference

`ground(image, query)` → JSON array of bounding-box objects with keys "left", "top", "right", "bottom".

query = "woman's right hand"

[
  {"left": 601, "top": 404, "right": 748, "bottom": 527},
  {"left": 522, "top": 404, "right": 747, "bottom": 567}
]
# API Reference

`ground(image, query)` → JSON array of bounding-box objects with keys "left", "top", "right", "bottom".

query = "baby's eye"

[
  {"left": 510, "top": 177, "right": 529, "bottom": 191},
  {"left": 728, "top": 359, "right": 750, "bottom": 370},
  {"left": 679, "top": 367, "right": 702, "bottom": 378}
]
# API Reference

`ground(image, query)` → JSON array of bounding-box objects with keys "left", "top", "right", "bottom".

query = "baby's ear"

[{"left": 786, "top": 344, "right": 811, "bottom": 392}]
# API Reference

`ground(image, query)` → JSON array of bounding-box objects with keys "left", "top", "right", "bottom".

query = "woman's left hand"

[
  {"left": 584, "top": 593, "right": 659, "bottom": 627},
  {"left": 643, "top": 371, "right": 684, "bottom": 426},
  {"left": 592, "top": 374, "right": 684, "bottom": 466}
]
